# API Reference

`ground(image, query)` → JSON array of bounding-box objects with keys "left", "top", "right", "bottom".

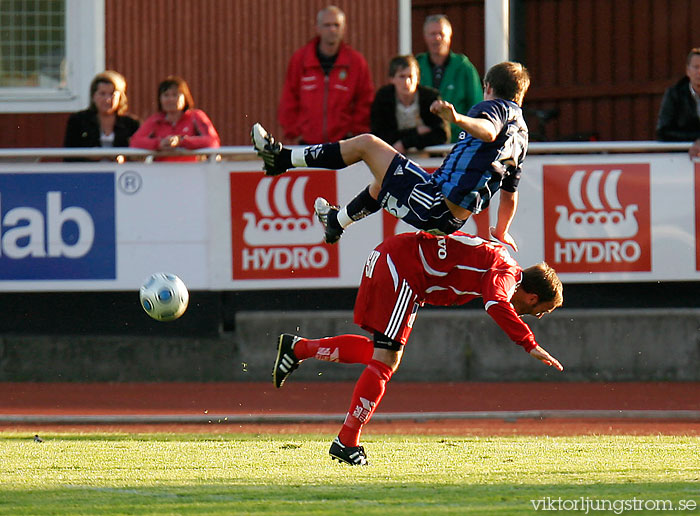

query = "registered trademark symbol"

[{"left": 118, "top": 171, "right": 142, "bottom": 194}]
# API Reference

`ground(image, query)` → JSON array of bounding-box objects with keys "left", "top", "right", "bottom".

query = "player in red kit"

[{"left": 272, "top": 231, "right": 564, "bottom": 465}]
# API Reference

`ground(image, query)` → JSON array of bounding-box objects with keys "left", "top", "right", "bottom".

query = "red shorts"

[{"left": 353, "top": 248, "right": 421, "bottom": 346}]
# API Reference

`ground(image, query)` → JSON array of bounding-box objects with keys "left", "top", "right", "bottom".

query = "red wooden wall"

[
  {"left": 0, "top": 0, "right": 697, "bottom": 147},
  {"left": 0, "top": 0, "right": 398, "bottom": 148},
  {"left": 519, "top": 0, "right": 699, "bottom": 141},
  {"left": 412, "top": 0, "right": 699, "bottom": 141},
  {"left": 411, "top": 0, "right": 485, "bottom": 74},
  {"left": 104, "top": 0, "right": 398, "bottom": 148}
]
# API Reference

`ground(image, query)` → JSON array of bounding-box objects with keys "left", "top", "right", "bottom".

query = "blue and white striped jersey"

[{"left": 432, "top": 98, "right": 529, "bottom": 211}]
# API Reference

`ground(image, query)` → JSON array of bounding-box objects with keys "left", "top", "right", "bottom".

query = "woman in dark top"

[
  {"left": 370, "top": 55, "right": 449, "bottom": 154},
  {"left": 64, "top": 70, "right": 140, "bottom": 160}
]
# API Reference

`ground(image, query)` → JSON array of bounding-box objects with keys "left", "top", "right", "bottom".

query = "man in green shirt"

[{"left": 416, "top": 14, "right": 483, "bottom": 143}]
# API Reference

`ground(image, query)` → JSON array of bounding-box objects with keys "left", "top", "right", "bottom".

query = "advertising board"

[{"left": 0, "top": 152, "right": 697, "bottom": 291}]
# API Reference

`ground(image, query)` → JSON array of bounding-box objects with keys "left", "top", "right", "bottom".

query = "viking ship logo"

[
  {"left": 555, "top": 169, "right": 638, "bottom": 239},
  {"left": 243, "top": 176, "right": 324, "bottom": 246}
]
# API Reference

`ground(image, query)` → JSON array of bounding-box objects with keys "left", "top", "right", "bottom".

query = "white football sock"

[
  {"left": 336, "top": 207, "right": 353, "bottom": 228},
  {"left": 291, "top": 148, "right": 307, "bottom": 167}
]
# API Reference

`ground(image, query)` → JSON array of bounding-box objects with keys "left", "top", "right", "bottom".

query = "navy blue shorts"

[{"left": 377, "top": 154, "right": 466, "bottom": 235}]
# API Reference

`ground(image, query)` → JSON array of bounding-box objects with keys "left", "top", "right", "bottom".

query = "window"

[{"left": 0, "top": 0, "right": 104, "bottom": 113}]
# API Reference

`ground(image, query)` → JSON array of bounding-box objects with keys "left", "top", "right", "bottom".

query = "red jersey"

[{"left": 354, "top": 231, "right": 537, "bottom": 352}]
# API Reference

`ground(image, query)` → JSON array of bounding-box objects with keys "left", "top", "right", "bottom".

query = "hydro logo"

[
  {"left": 230, "top": 170, "right": 338, "bottom": 280},
  {"left": 0, "top": 173, "right": 116, "bottom": 279},
  {"left": 543, "top": 164, "right": 651, "bottom": 273}
]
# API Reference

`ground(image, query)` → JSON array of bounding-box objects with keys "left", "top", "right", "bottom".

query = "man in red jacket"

[
  {"left": 278, "top": 6, "right": 374, "bottom": 144},
  {"left": 272, "top": 231, "right": 564, "bottom": 465}
]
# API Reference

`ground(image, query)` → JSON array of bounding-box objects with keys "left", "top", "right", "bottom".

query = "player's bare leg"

[
  {"left": 252, "top": 123, "right": 398, "bottom": 243},
  {"left": 253, "top": 124, "right": 396, "bottom": 180},
  {"left": 335, "top": 133, "right": 398, "bottom": 192},
  {"left": 252, "top": 123, "right": 396, "bottom": 186}
]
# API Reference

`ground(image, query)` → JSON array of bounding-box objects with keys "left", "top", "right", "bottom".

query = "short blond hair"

[
  {"left": 316, "top": 5, "right": 345, "bottom": 27},
  {"left": 423, "top": 14, "right": 451, "bottom": 34}
]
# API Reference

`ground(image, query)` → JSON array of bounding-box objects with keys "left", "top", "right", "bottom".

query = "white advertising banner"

[
  {"left": 512, "top": 153, "right": 696, "bottom": 282},
  {"left": 0, "top": 163, "right": 210, "bottom": 291},
  {"left": 0, "top": 152, "right": 698, "bottom": 292}
]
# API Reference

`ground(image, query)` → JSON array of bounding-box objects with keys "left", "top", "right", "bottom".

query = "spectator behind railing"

[
  {"left": 130, "top": 76, "right": 220, "bottom": 162},
  {"left": 63, "top": 70, "right": 140, "bottom": 162},
  {"left": 277, "top": 5, "right": 374, "bottom": 144},
  {"left": 656, "top": 47, "right": 700, "bottom": 158},
  {"left": 416, "top": 14, "right": 483, "bottom": 143},
  {"left": 370, "top": 55, "right": 448, "bottom": 154}
]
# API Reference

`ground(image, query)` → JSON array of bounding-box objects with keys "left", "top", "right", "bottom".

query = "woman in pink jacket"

[{"left": 130, "top": 76, "right": 220, "bottom": 161}]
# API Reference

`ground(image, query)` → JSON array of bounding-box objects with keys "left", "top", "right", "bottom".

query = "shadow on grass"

[{"left": 1, "top": 482, "right": 698, "bottom": 516}]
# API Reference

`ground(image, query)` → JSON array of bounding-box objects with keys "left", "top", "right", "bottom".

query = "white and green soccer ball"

[{"left": 139, "top": 272, "right": 189, "bottom": 322}]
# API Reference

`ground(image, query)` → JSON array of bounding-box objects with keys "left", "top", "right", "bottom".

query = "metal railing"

[{"left": 0, "top": 141, "right": 692, "bottom": 163}]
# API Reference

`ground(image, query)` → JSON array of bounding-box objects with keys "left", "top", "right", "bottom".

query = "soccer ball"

[{"left": 139, "top": 272, "right": 189, "bottom": 321}]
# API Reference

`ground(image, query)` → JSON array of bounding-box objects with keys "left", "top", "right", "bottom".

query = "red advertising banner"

[
  {"left": 230, "top": 170, "right": 339, "bottom": 280},
  {"left": 543, "top": 164, "right": 651, "bottom": 273}
]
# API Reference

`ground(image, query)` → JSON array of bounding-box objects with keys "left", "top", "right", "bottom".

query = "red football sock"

[
  {"left": 293, "top": 334, "right": 374, "bottom": 364},
  {"left": 338, "top": 359, "right": 394, "bottom": 447}
]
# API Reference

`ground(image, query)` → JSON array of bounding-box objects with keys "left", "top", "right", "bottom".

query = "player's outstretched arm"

[
  {"left": 429, "top": 100, "right": 497, "bottom": 142},
  {"left": 489, "top": 190, "right": 519, "bottom": 252},
  {"left": 529, "top": 345, "right": 563, "bottom": 371}
]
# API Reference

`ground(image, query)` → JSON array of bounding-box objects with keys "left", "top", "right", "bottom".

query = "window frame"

[{"left": 0, "top": 0, "right": 105, "bottom": 113}]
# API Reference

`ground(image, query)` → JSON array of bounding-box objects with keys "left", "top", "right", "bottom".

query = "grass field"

[{"left": 0, "top": 431, "right": 698, "bottom": 515}]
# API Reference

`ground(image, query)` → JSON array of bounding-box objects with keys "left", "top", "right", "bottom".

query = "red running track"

[{"left": 1, "top": 382, "right": 698, "bottom": 435}]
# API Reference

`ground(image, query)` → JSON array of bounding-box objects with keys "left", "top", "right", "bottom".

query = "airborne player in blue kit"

[
  {"left": 252, "top": 61, "right": 530, "bottom": 251},
  {"left": 252, "top": 61, "right": 529, "bottom": 246}
]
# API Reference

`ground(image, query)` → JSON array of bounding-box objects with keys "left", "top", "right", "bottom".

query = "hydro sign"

[
  {"left": 543, "top": 164, "right": 651, "bottom": 273},
  {"left": 0, "top": 173, "right": 116, "bottom": 279},
  {"left": 230, "top": 170, "right": 339, "bottom": 280}
]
